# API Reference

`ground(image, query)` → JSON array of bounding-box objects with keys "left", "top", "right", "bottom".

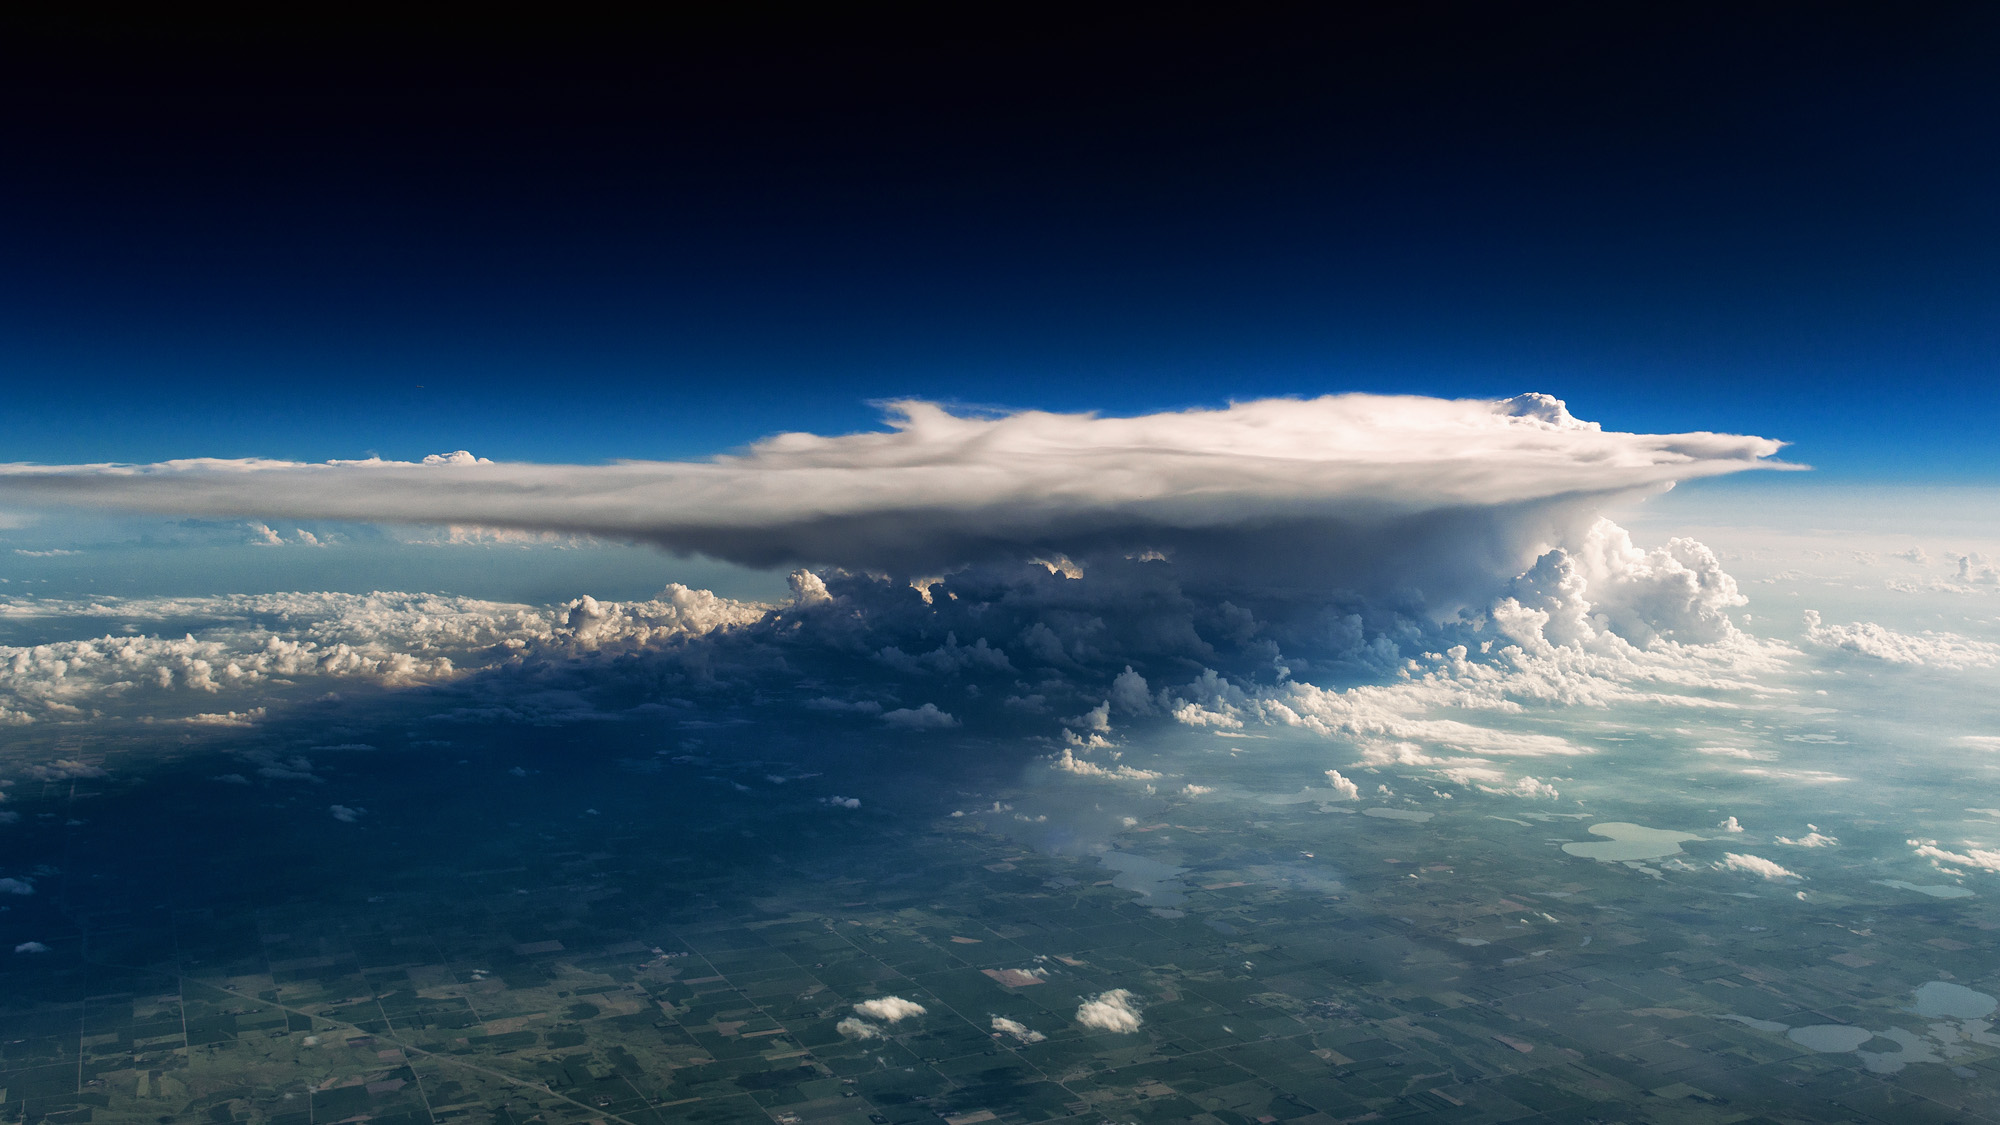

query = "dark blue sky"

[{"left": 4, "top": 8, "right": 1997, "bottom": 476}]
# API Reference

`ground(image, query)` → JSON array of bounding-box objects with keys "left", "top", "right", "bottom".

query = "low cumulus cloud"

[
  {"left": 1802, "top": 612, "right": 2000, "bottom": 669},
  {"left": 1714, "top": 853, "right": 1802, "bottom": 881},
  {"left": 881, "top": 703, "right": 960, "bottom": 730},
  {"left": 834, "top": 1017, "right": 883, "bottom": 1041},
  {"left": 991, "top": 1016, "right": 1046, "bottom": 1043},
  {"left": 0, "top": 587, "right": 763, "bottom": 726},
  {"left": 1075, "top": 988, "right": 1143, "bottom": 1033},
  {"left": 852, "top": 996, "right": 927, "bottom": 1022},
  {"left": 839, "top": 995, "right": 926, "bottom": 1039},
  {"left": 1910, "top": 839, "right": 2000, "bottom": 874}
]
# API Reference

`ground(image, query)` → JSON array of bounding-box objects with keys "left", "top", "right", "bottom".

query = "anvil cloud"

[{"left": 0, "top": 394, "right": 1786, "bottom": 604}]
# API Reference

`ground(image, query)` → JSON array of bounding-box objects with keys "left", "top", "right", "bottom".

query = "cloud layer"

[{"left": 0, "top": 395, "right": 1786, "bottom": 605}]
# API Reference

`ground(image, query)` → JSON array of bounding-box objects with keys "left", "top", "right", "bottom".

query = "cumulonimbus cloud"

[{"left": 0, "top": 394, "right": 1788, "bottom": 603}]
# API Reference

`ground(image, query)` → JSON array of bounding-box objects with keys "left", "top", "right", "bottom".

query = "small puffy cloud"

[
  {"left": 1181, "top": 784, "right": 1213, "bottom": 797},
  {"left": 1496, "top": 776, "right": 1560, "bottom": 799},
  {"left": 0, "top": 877, "right": 33, "bottom": 894},
  {"left": 329, "top": 805, "right": 366, "bottom": 823},
  {"left": 1956, "top": 554, "right": 2000, "bottom": 585},
  {"left": 182, "top": 709, "right": 266, "bottom": 727},
  {"left": 1053, "top": 749, "right": 1159, "bottom": 781},
  {"left": 1109, "top": 667, "right": 1154, "bottom": 713},
  {"left": 835, "top": 1017, "right": 883, "bottom": 1040},
  {"left": 1776, "top": 826, "right": 1838, "bottom": 847},
  {"left": 788, "top": 568, "right": 834, "bottom": 605},
  {"left": 247, "top": 523, "right": 326, "bottom": 548},
  {"left": 1075, "top": 989, "right": 1143, "bottom": 1033},
  {"left": 1803, "top": 611, "right": 2000, "bottom": 669},
  {"left": 26, "top": 759, "right": 106, "bottom": 780},
  {"left": 881, "top": 703, "right": 960, "bottom": 730},
  {"left": 822, "top": 796, "right": 861, "bottom": 809},
  {"left": 1717, "top": 816, "right": 1744, "bottom": 832},
  {"left": 991, "top": 1016, "right": 1046, "bottom": 1043},
  {"left": 14, "top": 941, "right": 49, "bottom": 954},
  {"left": 853, "top": 996, "right": 927, "bottom": 1023},
  {"left": 1714, "top": 853, "right": 1802, "bottom": 881},
  {"left": 1322, "top": 769, "right": 1360, "bottom": 800},
  {"left": 1065, "top": 701, "right": 1112, "bottom": 733},
  {"left": 257, "top": 757, "right": 320, "bottom": 783}
]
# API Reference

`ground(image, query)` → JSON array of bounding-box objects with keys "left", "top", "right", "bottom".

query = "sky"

[
  {"left": 10, "top": 17, "right": 2000, "bottom": 1117},
  {"left": 2, "top": 8, "right": 1998, "bottom": 476}
]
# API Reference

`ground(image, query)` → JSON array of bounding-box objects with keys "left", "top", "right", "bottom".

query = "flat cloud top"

[{"left": 0, "top": 394, "right": 1789, "bottom": 579}]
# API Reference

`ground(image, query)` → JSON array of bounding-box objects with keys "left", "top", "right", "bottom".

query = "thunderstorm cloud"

[{"left": 0, "top": 395, "right": 1787, "bottom": 607}]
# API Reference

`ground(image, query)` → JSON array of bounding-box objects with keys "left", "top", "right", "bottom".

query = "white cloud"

[
  {"left": 1803, "top": 611, "right": 2000, "bottom": 669},
  {"left": 0, "top": 586, "right": 765, "bottom": 725},
  {"left": 1181, "top": 784, "right": 1213, "bottom": 797},
  {"left": 1075, "top": 989, "right": 1143, "bottom": 1033},
  {"left": 1717, "top": 816, "right": 1744, "bottom": 832},
  {"left": 853, "top": 996, "right": 927, "bottom": 1023},
  {"left": 1165, "top": 528, "right": 1788, "bottom": 749},
  {"left": 14, "top": 941, "right": 48, "bottom": 953},
  {"left": 1053, "top": 749, "right": 1160, "bottom": 781},
  {"left": 181, "top": 709, "right": 267, "bottom": 727},
  {"left": 329, "top": 805, "right": 366, "bottom": 823},
  {"left": 881, "top": 703, "right": 959, "bottom": 730},
  {"left": 1735, "top": 767, "right": 1850, "bottom": 784},
  {"left": 1322, "top": 769, "right": 1360, "bottom": 800},
  {"left": 1956, "top": 554, "right": 2000, "bottom": 585},
  {"left": 991, "top": 1016, "right": 1046, "bottom": 1043},
  {"left": 1910, "top": 839, "right": 2000, "bottom": 874},
  {"left": 835, "top": 1017, "right": 883, "bottom": 1040},
  {"left": 0, "top": 877, "right": 33, "bottom": 894},
  {"left": 1494, "top": 776, "right": 1560, "bottom": 799},
  {"left": 1714, "top": 853, "right": 1802, "bottom": 881},
  {"left": 422, "top": 450, "right": 491, "bottom": 466},
  {"left": 25, "top": 759, "right": 106, "bottom": 780},
  {"left": 1696, "top": 746, "right": 1776, "bottom": 761},
  {"left": 822, "top": 796, "right": 861, "bottom": 809},
  {"left": 0, "top": 396, "right": 1786, "bottom": 597},
  {"left": 1776, "top": 826, "right": 1838, "bottom": 847}
]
